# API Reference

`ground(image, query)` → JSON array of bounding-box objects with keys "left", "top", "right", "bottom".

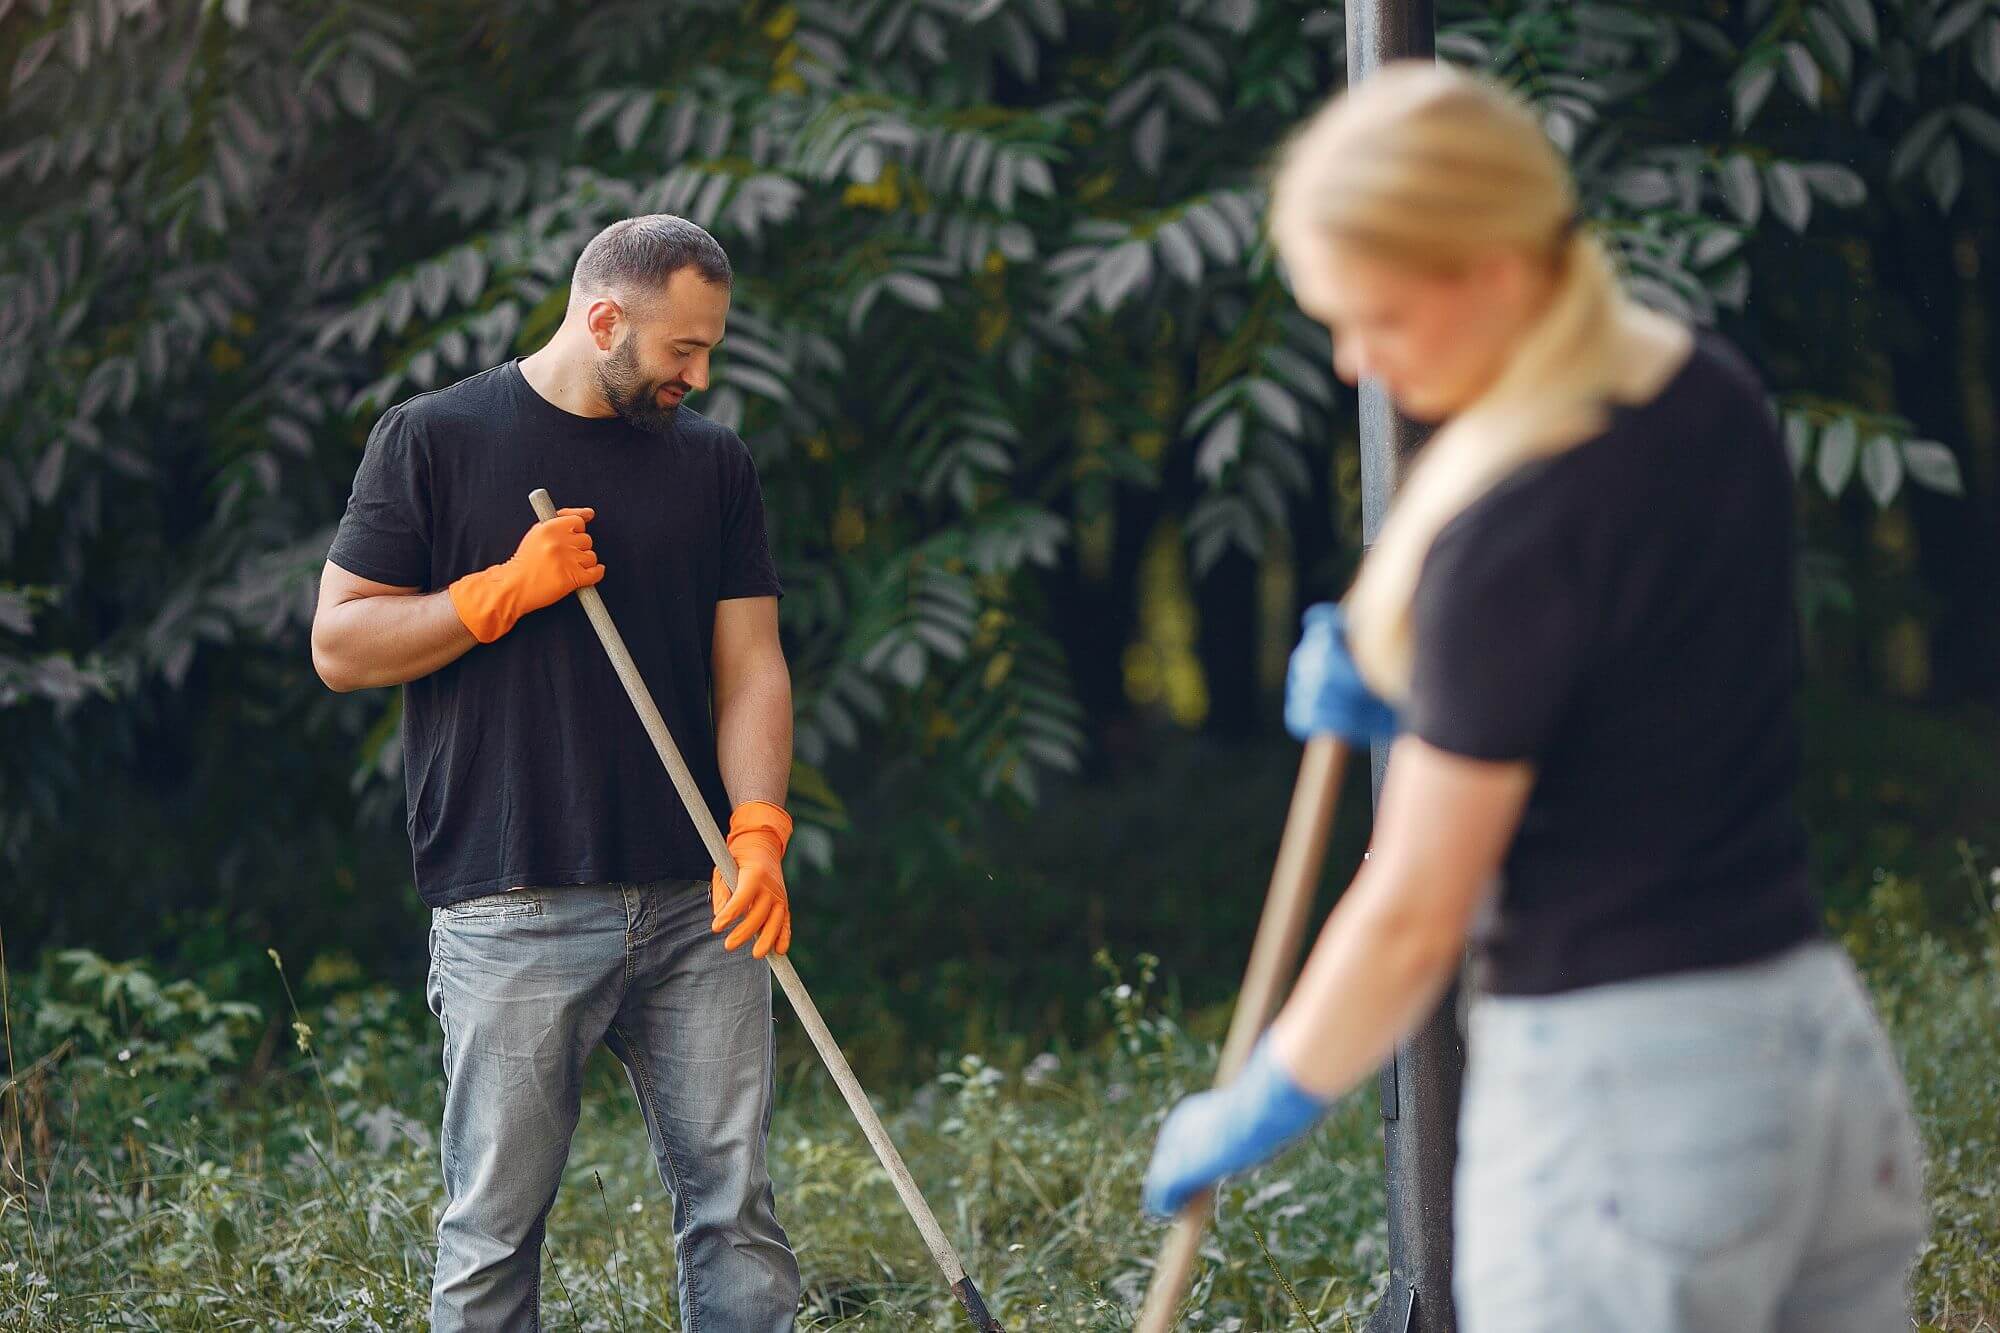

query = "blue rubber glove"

[
  {"left": 1142, "top": 1034, "right": 1333, "bottom": 1217},
  {"left": 1284, "top": 602, "right": 1400, "bottom": 744}
]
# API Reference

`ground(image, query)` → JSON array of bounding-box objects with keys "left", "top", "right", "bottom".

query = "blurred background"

[{"left": 2, "top": 1, "right": 1997, "bottom": 1327}]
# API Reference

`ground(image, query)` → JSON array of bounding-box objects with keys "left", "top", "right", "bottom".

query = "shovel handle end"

[{"left": 951, "top": 1277, "right": 1004, "bottom": 1332}]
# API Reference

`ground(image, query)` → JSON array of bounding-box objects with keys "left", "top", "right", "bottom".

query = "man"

[{"left": 311, "top": 214, "right": 801, "bottom": 1331}]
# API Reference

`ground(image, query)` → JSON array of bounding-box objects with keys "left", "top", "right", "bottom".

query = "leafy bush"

[
  {"left": 4, "top": 884, "right": 1996, "bottom": 1329},
  {"left": 4, "top": 0, "right": 1996, "bottom": 967}
]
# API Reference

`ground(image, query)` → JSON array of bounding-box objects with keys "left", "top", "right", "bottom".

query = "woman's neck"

[{"left": 1605, "top": 302, "right": 1695, "bottom": 406}]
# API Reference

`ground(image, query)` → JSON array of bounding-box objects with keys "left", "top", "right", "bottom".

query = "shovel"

[
  {"left": 1134, "top": 735, "right": 1350, "bottom": 1332},
  {"left": 528, "top": 488, "right": 1004, "bottom": 1332}
]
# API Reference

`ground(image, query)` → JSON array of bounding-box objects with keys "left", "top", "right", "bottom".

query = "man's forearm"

[
  {"left": 714, "top": 662, "right": 793, "bottom": 808},
  {"left": 312, "top": 590, "right": 478, "bottom": 692}
]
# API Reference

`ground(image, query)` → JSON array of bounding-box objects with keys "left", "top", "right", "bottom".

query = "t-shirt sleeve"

[
  {"left": 717, "top": 435, "right": 783, "bottom": 601},
  {"left": 327, "top": 406, "right": 432, "bottom": 588},
  {"left": 1404, "top": 496, "right": 1586, "bottom": 763}
]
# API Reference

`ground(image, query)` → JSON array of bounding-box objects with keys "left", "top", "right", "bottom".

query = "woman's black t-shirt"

[
  {"left": 1404, "top": 331, "right": 1821, "bottom": 995},
  {"left": 327, "top": 360, "right": 783, "bottom": 908}
]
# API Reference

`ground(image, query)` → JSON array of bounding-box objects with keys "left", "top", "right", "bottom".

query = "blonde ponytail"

[{"left": 1271, "top": 64, "right": 1652, "bottom": 699}]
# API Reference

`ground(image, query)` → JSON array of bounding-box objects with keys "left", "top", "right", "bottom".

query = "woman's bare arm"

[{"left": 1268, "top": 736, "right": 1533, "bottom": 1098}]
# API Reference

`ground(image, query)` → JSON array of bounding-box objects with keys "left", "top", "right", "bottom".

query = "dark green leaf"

[
  {"left": 1195, "top": 412, "right": 1243, "bottom": 480},
  {"left": 1890, "top": 110, "right": 1951, "bottom": 180},
  {"left": 1782, "top": 43, "right": 1820, "bottom": 108},
  {"left": 1613, "top": 167, "right": 1675, "bottom": 209},
  {"left": 614, "top": 94, "right": 652, "bottom": 151},
  {"left": 1816, "top": 417, "right": 1857, "bottom": 496},
  {"left": 1829, "top": 0, "right": 1877, "bottom": 48},
  {"left": 578, "top": 89, "right": 626, "bottom": 136},
  {"left": 336, "top": 54, "right": 375, "bottom": 118},
  {"left": 1154, "top": 221, "right": 1202, "bottom": 285},
  {"left": 1798, "top": 162, "right": 1866, "bottom": 207},
  {"left": 1693, "top": 227, "right": 1745, "bottom": 266},
  {"left": 1092, "top": 242, "right": 1152, "bottom": 310},
  {"left": 1731, "top": 64, "right": 1776, "bottom": 128},
  {"left": 1926, "top": 135, "right": 1963, "bottom": 211},
  {"left": 10, "top": 32, "right": 56, "bottom": 89},
  {"left": 1133, "top": 104, "right": 1167, "bottom": 176},
  {"left": 1158, "top": 68, "right": 1222, "bottom": 124},
  {"left": 0, "top": 589, "right": 33, "bottom": 636},
  {"left": 1954, "top": 104, "right": 2000, "bottom": 156},
  {"left": 450, "top": 248, "right": 486, "bottom": 304},
  {"left": 1718, "top": 154, "right": 1761, "bottom": 224},
  {"left": 1975, "top": 18, "right": 2000, "bottom": 91},
  {"left": 1930, "top": 0, "right": 1984, "bottom": 51},
  {"left": 1855, "top": 70, "right": 1889, "bottom": 126},
  {"left": 62, "top": 9, "right": 90, "bottom": 73},
  {"left": 1246, "top": 379, "right": 1302, "bottom": 436},
  {"left": 1859, "top": 434, "right": 1901, "bottom": 506},
  {"left": 1901, "top": 440, "right": 1963, "bottom": 493},
  {"left": 1765, "top": 162, "right": 1812, "bottom": 231},
  {"left": 1805, "top": 10, "right": 1852, "bottom": 83},
  {"left": 884, "top": 272, "right": 943, "bottom": 311}
]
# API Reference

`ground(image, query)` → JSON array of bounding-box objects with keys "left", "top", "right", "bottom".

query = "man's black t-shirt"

[
  {"left": 328, "top": 360, "right": 782, "bottom": 907},
  {"left": 1404, "top": 331, "right": 1820, "bottom": 995}
]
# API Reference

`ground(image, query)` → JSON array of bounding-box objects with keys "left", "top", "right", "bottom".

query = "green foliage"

[
  {"left": 3, "top": 0, "right": 1994, "bottom": 941},
  {"left": 27, "top": 948, "right": 262, "bottom": 1083},
  {"left": 3, "top": 897, "right": 1996, "bottom": 1328},
  {"left": 1841, "top": 854, "right": 2000, "bottom": 1328}
]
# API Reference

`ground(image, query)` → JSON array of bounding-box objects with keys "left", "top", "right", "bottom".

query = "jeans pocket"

[
  {"left": 438, "top": 889, "right": 542, "bottom": 920},
  {"left": 1595, "top": 1036, "right": 1801, "bottom": 1258}
]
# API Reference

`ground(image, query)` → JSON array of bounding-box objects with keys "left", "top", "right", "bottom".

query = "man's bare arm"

[
  {"left": 711, "top": 595, "right": 792, "bottom": 807},
  {"left": 310, "top": 561, "right": 476, "bottom": 692}
]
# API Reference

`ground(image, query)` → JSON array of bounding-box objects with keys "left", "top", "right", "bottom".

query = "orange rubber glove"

[
  {"left": 447, "top": 507, "right": 605, "bottom": 644},
  {"left": 710, "top": 800, "right": 793, "bottom": 958}
]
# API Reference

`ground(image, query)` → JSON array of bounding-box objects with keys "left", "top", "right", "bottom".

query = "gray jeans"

[
  {"left": 425, "top": 879, "right": 799, "bottom": 1332},
  {"left": 1456, "top": 940, "right": 1926, "bottom": 1333}
]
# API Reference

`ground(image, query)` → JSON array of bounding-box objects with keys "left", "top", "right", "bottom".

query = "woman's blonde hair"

[{"left": 1271, "top": 63, "right": 1637, "bottom": 698}]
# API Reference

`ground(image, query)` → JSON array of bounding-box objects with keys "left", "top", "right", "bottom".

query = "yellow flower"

[
  {"left": 831, "top": 502, "right": 866, "bottom": 551},
  {"left": 761, "top": 5, "right": 798, "bottom": 40}
]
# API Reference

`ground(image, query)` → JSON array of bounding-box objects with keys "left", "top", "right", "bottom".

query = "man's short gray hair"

[{"left": 570, "top": 215, "right": 731, "bottom": 314}]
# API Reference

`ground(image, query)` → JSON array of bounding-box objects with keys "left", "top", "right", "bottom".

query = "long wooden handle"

[
  {"left": 528, "top": 490, "right": 1003, "bottom": 1332},
  {"left": 1134, "top": 736, "right": 1348, "bottom": 1333}
]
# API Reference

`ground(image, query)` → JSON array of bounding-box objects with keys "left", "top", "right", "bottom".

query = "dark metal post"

[{"left": 1346, "top": 5, "right": 1459, "bottom": 1333}]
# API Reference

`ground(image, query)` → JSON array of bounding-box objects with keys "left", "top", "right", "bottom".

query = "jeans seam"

[
  {"left": 430, "top": 926, "right": 459, "bottom": 1187},
  {"left": 622, "top": 886, "right": 638, "bottom": 992},
  {"left": 438, "top": 891, "right": 542, "bottom": 920},
  {"left": 612, "top": 1019, "right": 701, "bottom": 1333},
  {"left": 527, "top": 1211, "right": 544, "bottom": 1331}
]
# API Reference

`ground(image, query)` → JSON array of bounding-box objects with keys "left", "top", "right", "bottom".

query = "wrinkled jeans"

[
  {"left": 1456, "top": 939, "right": 1926, "bottom": 1333},
  {"left": 426, "top": 879, "right": 798, "bottom": 1331}
]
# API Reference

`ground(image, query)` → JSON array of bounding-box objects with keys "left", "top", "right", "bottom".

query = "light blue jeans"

[
  {"left": 1455, "top": 940, "right": 1926, "bottom": 1333},
  {"left": 425, "top": 879, "right": 799, "bottom": 1331}
]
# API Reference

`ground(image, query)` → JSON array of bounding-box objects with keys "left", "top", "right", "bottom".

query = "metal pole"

[{"left": 1344, "top": 5, "right": 1459, "bottom": 1333}]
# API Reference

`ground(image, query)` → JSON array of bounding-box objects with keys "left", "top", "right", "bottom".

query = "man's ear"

[{"left": 584, "top": 296, "right": 623, "bottom": 351}]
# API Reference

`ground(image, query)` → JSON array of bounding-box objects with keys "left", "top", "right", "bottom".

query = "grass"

[
  {"left": 4, "top": 709, "right": 1996, "bottom": 1331},
  {"left": 3, "top": 883, "right": 1998, "bottom": 1331}
]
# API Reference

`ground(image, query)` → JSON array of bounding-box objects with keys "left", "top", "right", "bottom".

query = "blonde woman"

[{"left": 1142, "top": 65, "right": 1927, "bottom": 1331}]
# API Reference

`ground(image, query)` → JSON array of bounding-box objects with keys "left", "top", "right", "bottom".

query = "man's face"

[{"left": 592, "top": 267, "right": 730, "bottom": 437}]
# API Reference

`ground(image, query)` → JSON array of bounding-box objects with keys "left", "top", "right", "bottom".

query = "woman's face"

[{"left": 1278, "top": 223, "right": 1549, "bottom": 422}]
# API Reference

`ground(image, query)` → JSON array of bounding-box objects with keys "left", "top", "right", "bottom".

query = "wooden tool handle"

[
  {"left": 1134, "top": 735, "right": 1348, "bottom": 1333},
  {"left": 527, "top": 489, "right": 1003, "bottom": 1332}
]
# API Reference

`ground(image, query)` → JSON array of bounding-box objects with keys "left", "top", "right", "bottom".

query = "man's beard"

[{"left": 596, "top": 336, "right": 688, "bottom": 438}]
